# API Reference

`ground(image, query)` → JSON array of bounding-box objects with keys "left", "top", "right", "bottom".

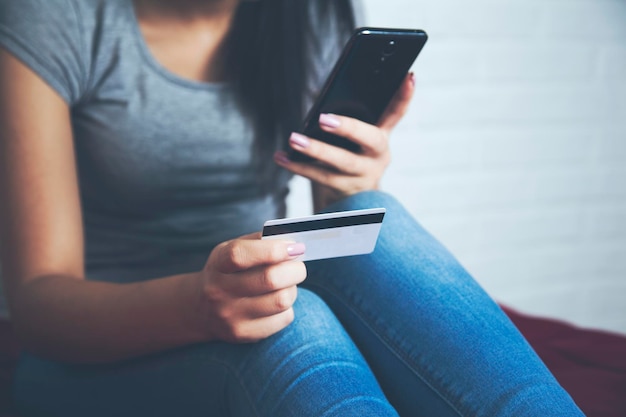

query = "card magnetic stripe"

[{"left": 262, "top": 212, "right": 385, "bottom": 237}]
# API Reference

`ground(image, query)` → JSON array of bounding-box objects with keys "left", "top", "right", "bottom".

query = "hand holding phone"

[{"left": 288, "top": 27, "right": 428, "bottom": 162}]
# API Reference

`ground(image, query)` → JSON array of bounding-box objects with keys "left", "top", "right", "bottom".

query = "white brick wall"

[{"left": 288, "top": 0, "right": 626, "bottom": 334}]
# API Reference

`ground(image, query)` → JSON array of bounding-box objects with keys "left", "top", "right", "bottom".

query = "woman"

[{"left": 0, "top": 0, "right": 583, "bottom": 415}]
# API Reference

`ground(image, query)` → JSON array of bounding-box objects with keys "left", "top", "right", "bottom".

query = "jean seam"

[
  {"left": 267, "top": 361, "right": 365, "bottom": 416},
  {"left": 319, "top": 396, "right": 394, "bottom": 417},
  {"left": 306, "top": 282, "right": 465, "bottom": 417}
]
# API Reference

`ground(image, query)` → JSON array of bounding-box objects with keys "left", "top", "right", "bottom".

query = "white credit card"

[{"left": 262, "top": 208, "right": 386, "bottom": 262}]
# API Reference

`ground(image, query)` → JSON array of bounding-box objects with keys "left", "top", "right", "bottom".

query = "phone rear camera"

[{"left": 382, "top": 40, "right": 397, "bottom": 56}]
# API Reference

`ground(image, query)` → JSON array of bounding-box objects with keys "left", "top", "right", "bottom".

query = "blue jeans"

[{"left": 14, "top": 192, "right": 583, "bottom": 416}]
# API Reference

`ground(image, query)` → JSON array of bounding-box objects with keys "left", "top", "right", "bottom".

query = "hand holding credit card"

[{"left": 262, "top": 208, "right": 385, "bottom": 262}]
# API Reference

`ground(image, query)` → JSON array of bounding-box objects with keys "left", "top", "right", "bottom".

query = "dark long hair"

[{"left": 225, "top": 0, "right": 356, "bottom": 183}]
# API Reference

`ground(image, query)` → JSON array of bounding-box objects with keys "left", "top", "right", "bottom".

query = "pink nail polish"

[
  {"left": 287, "top": 243, "right": 306, "bottom": 257},
  {"left": 290, "top": 133, "right": 310, "bottom": 149},
  {"left": 319, "top": 113, "right": 341, "bottom": 129}
]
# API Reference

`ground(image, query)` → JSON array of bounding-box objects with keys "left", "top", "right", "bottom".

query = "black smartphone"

[{"left": 289, "top": 27, "right": 428, "bottom": 162}]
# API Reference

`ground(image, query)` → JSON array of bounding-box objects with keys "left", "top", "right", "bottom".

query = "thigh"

[
  {"left": 13, "top": 289, "right": 399, "bottom": 417},
  {"left": 304, "top": 191, "right": 584, "bottom": 417}
]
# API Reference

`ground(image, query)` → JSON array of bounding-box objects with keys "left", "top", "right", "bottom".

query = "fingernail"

[
  {"left": 409, "top": 72, "right": 416, "bottom": 87},
  {"left": 287, "top": 243, "right": 306, "bottom": 257},
  {"left": 319, "top": 113, "right": 341, "bottom": 129},
  {"left": 290, "top": 132, "right": 310, "bottom": 149},
  {"left": 274, "top": 150, "right": 290, "bottom": 165}
]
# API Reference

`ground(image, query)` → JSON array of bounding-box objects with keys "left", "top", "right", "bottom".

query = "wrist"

[
  {"left": 181, "top": 270, "right": 215, "bottom": 343},
  {"left": 312, "top": 184, "right": 339, "bottom": 212},
  {"left": 313, "top": 183, "right": 376, "bottom": 212}
]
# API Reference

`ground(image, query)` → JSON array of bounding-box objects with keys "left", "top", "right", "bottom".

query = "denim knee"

[
  {"left": 234, "top": 288, "right": 398, "bottom": 416},
  {"left": 323, "top": 191, "right": 403, "bottom": 214}
]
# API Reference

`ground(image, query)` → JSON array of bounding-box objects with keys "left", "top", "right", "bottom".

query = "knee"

[
  {"left": 270, "top": 289, "right": 367, "bottom": 363},
  {"left": 323, "top": 191, "right": 425, "bottom": 244},
  {"left": 320, "top": 191, "right": 457, "bottom": 268},
  {"left": 290, "top": 289, "right": 348, "bottom": 340}
]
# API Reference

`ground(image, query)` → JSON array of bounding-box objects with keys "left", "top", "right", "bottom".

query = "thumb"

[
  {"left": 214, "top": 238, "right": 305, "bottom": 273},
  {"left": 378, "top": 72, "right": 415, "bottom": 133}
]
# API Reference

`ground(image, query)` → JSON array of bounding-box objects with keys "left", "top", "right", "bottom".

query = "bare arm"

[
  {"left": 0, "top": 48, "right": 211, "bottom": 363},
  {"left": 0, "top": 49, "right": 305, "bottom": 363}
]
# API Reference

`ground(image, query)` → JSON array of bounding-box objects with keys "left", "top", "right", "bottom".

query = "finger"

[
  {"left": 378, "top": 72, "right": 415, "bottom": 132},
  {"left": 274, "top": 151, "right": 357, "bottom": 190},
  {"left": 214, "top": 238, "right": 306, "bottom": 273},
  {"left": 316, "top": 116, "right": 388, "bottom": 156},
  {"left": 220, "top": 260, "right": 307, "bottom": 297},
  {"left": 227, "top": 307, "right": 296, "bottom": 343},
  {"left": 239, "top": 231, "right": 262, "bottom": 240},
  {"left": 239, "top": 286, "right": 299, "bottom": 319},
  {"left": 286, "top": 133, "right": 370, "bottom": 175}
]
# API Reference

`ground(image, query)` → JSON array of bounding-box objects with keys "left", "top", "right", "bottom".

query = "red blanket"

[{"left": 501, "top": 306, "right": 626, "bottom": 417}]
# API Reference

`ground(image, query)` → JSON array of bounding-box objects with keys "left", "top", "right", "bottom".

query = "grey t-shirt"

[{"left": 0, "top": 0, "right": 354, "bottom": 316}]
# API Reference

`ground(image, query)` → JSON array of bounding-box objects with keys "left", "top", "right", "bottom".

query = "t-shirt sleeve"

[{"left": 0, "top": 0, "right": 87, "bottom": 104}]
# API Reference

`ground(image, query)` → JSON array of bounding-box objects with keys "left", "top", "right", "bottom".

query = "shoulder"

[
  {"left": 0, "top": 0, "right": 79, "bottom": 39},
  {"left": 0, "top": 0, "right": 117, "bottom": 32},
  {"left": 0, "top": 0, "right": 133, "bottom": 104},
  {"left": 0, "top": 0, "right": 129, "bottom": 18}
]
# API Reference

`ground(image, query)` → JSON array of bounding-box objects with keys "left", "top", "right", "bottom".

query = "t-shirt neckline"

[{"left": 126, "top": 0, "right": 229, "bottom": 91}]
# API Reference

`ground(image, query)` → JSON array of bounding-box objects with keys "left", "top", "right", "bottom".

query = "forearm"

[
  {"left": 312, "top": 182, "right": 378, "bottom": 213},
  {"left": 10, "top": 272, "right": 208, "bottom": 363},
  {"left": 312, "top": 183, "right": 342, "bottom": 213}
]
